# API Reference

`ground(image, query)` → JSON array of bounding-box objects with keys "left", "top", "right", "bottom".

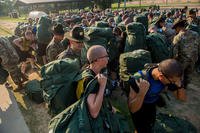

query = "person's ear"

[{"left": 158, "top": 72, "right": 165, "bottom": 81}]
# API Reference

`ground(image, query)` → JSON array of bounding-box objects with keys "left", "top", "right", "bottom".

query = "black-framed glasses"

[{"left": 158, "top": 68, "right": 173, "bottom": 84}]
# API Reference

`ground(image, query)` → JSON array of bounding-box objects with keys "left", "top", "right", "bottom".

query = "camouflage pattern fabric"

[
  {"left": 57, "top": 47, "right": 83, "bottom": 67},
  {"left": 173, "top": 29, "right": 200, "bottom": 87},
  {"left": 173, "top": 30, "right": 199, "bottom": 70},
  {"left": 46, "top": 38, "right": 65, "bottom": 62},
  {"left": 187, "top": 16, "right": 200, "bottom": 26},
  {"left": 0, "top": 37, "right": 19, "bottom": 70}
]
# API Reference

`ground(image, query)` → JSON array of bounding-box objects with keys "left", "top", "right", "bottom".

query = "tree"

[
  {"left": 0, "top": 0, "right": 14, "bottom": 16},
  {"left": 93, "top": 0, "right": 112, "bottom": 10}
]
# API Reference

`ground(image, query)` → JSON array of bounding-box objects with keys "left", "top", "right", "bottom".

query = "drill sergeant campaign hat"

[{"left": 65, "top": 25, "right": 89, "bottom": 42}]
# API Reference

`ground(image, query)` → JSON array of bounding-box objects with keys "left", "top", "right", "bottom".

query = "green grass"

[
  {"left": 111, "top": 2, "right": 199, "bottom": 9},
  {"left": 0, "top": 15, "right": 28, "bottom": 36},
  {"left": 0, "top": 25, "right": 13, "bottom": 36},
  {"left": 0, "top": 16, "right": 27, "bottom": 23}
]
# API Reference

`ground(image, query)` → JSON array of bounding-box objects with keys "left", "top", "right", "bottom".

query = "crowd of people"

[{"left": 1, "top": 5, "right": 200, "bottom": 133}]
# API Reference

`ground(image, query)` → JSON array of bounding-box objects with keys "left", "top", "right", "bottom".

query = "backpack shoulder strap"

[
  {"left": 135, "top": 63, "right": 158, "bottom": 80},
  {"left": 74, "top": 68, "right": 94, "bottom": 82}
]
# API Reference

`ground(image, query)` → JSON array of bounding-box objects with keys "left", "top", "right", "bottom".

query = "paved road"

[{"left": 0, "top": 85, "right": 30, "bottom": 133}]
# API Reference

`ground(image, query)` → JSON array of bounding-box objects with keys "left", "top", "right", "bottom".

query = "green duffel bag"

[
  {"left": 134, "top": 15, "right": 148, "bottom": 34},
  {"left": 154, "top": 113, "right": 197, "bottom": 133},
  {"left": 95, "top": 21, "right": 109, "bottom": 28},
  {"left": 36, "top": 16, "right": 53, "bottom": 44},
  {"left": 0, "top": 65, "right": 9, "bottom": 84},
  {"left": 49, "top": 79, "right": 131, "bottom": 133},
  {"left": 24, "top": 79, "right": 44, "bottom": 104},
  {"left": 40, "top": 58, "right": 80, "bottom": 115},
  {"left": 186, "top": 24, "right": 200, "bottom": 35},
  {"left": 85, "top": 27, "right": 113, "bottom": 40},
  {"left": 119, "top": 49, "right": 152, "bottom": 81},
  {"left": 146, "top": 33, "right": 171, "bottom": 63},
  {"left": 41, "top": 58, "right": 95, "bottom": 116},
  {"left": 124, "top": 22, "right": 147, "bottom": 52}
]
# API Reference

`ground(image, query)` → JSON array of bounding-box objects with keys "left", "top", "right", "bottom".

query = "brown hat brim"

[
  {"left": 172, "top": 19, "right": 187, "bottom": 29},
  {"left": 64, "top": 32, "right": 89, "bottom": 42},
  {"left": 155, "top": 17, "right": 165, "bottom": 25}
]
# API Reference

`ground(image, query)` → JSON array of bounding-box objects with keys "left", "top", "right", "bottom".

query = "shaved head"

[
  {"left": 158, "top": 59, "right": 183, "bottom": 78},
  {"left": 87, "top": 45, "right": 107, "bottom": 63}
]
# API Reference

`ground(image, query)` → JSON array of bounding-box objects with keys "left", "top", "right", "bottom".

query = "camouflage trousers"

[
  {"left": 8, "top": 66, "right": 26, "bottom": 86},
  {"left": 181, "top": 61, "right": 195, "bottom": 88}
]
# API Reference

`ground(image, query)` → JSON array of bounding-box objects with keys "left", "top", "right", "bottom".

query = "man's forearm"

[{"left": 128, "top": 91, "right": 146, "bottom": 113}]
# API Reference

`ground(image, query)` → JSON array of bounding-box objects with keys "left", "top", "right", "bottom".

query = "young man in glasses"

[
  {"left": 128, "top": 59, "right": 186, "bottom": 133},
  {"left": 76, "top": 45, "right": 109, "bottom": 100}
]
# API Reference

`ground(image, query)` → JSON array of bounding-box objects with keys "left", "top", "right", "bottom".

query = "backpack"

[
  {"left": 146, "top": 33, "right": 171, "bottom": 63},
  {"left": 81, "top": 27, "right": 114, "bottom": 65},
  {"left": 49, "top": 78, "right": 131, "bottom": 133},
  {"left": 134, "top": 15, "right": 148, "bottom": 34},
  {"left": 0, "top": 37, "right": 19, "bottom": 70},
  {"left": 36, "top": 16, "right": 53, "bottom": 44},
  {"left": 119, "top": 49, "right": 152, "bottom": 82},
  {"left": 120, "top": 63, "right": 156, "bottom": 96},
  {"left": 40, "top": 58, "right": 93, "bottom": 115},
  {"left": 95, "top": 21, "right": 109, "bottom": 28},
  {"left": 124, "top": 22, "right": 147, "bottom": 52},
  {"left": 25, "top": 79, "right": 44, "bottom": 104}
]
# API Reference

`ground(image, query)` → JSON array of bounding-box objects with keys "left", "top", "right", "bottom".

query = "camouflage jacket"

[
  {"left": 0, "top": 37, "right": 19, "bottom": 71},
  {"left": 46, "top": 38, "right": 65, "bottom": 62},
  {"left": 187, "top": 16, "right": 200, "bottom": 26},
  {"left": 173, "top": 30, "right": 199, "bottom": 66},
  {"left": 57, "top": 47, "right": 83, "bottom": 67}
]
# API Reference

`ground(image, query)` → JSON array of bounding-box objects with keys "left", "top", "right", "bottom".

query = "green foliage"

[
  {"left": 94, "top": 0, "right": 112, "bottom": 10},
  {"left": 0, "top": 0, "right": 14, "bottom": 16}
]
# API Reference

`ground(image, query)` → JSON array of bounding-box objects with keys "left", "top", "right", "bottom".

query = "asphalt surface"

[{"left": 0, "top": 85, "right": 30, "bottom": 133}]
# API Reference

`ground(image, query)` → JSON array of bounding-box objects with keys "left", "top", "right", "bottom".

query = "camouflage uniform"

[
  {"left": 187, "top": 16, "right": 200, "bottom": 72},
  {"left": 57, "top": 47, "right": 83, "bottom": 67},
  {"left": 0, "top": 37, "right": 24, "bottom": 85},
  {"left": 187, "top": 16, "right": 200, "bottom": 26},
  {"left": 46, "top": 38, "right": 65, "bottom": 62},
  {"left": 173, "top": 29, "right": 200, "bottom": 87}
]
